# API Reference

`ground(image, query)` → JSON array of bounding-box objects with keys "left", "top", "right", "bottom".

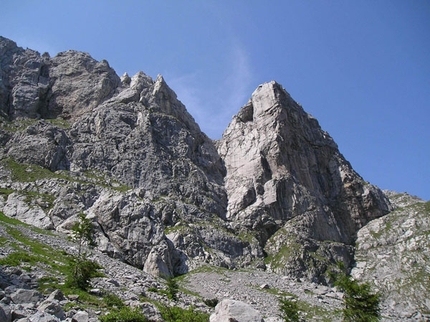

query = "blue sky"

[{"left": 2, "top": 1, "right": 429, "bottom": 200}]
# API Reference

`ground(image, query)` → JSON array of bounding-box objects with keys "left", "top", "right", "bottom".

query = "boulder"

[
  {"left": 72, "top": 310, "right": 89, "bottom": 322},
  {"left": 10, "top": 289, "right": 43, "bottom": 305},
  {"left": 210, "top": 299, "right": 263, "bottom": 322},
  {"left": 37, "top": 299, "right": 65, "bottom": 320},
  {"left": 0, "top": 303, "right": 12, "bottom": 322},
  {"left": 27, "top": 311, "right": 61, "bottom": 322}
]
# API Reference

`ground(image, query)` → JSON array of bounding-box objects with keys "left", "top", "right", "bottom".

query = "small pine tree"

[
  {"left": 71, "top": 213, "right": 97, "bottom": 257},
  {"left": 279, "top": 297, "right": 300, "bottom": 322},
  {"left": 165, "top": 276, "right": 179, "bottom": 301},
  {"left": 67, "top": 213, "right": 100, "bottom": 290},
  {"left": 335, "top": 274, "right": 381, "bottom": 322}
]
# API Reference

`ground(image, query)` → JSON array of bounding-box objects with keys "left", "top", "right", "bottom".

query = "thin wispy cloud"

[{"left": 168, "top": 44, "right": 254, "bottom": 140}]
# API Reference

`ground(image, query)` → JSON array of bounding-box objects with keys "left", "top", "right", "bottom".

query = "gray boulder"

[
  {"left": 10, "top": 289, "right": 43, "bottom": 305},
  {"left": 71, "top": 310, "right": 89, "bottom": 322},
  {"left": 27, "top": 311, "right": 61, "bottom": 322},
  {"left": 0, "top": 303, "right": 12, "bottom": 322},
  {"left": 210, "top": 299, "right": 264, "bottom": 322},
  {"left": 352, "top": 191, "right": 430, "bottom": 318},
  {"left": 37, "top": 299, "right": 65, "bottom": 320}
]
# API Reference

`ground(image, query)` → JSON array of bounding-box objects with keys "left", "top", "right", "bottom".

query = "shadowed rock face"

[{"left": 0, "top": 36, "right": 392, "bottom": 282}]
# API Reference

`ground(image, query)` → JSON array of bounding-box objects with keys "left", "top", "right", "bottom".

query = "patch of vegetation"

[
  {"left": 259, "top": 285, "right": 294, "bottom": 297},
  {"left": 45, "top": 118, "right": 71, "bottom": 129},
  {"left": 0, "top": 118, "right": 39, "bottom": 132},
  {"left": 0, "top": 211, "right": 25, "bottom": 226},
  {"left": 203, "top": 297, "right": 218, "bottom": 308},
  {"left": 164, "top": 224, "right": 188, "bottom": 235},
  {"left": 159, "top": 305, "right": 209, "bottom": 322},
  {"left": 103, "top": 292, "right": 126, "bottom": 309},
  {"left": 165, "top": 276, "right": 179, "bottom": 301},
  {"left": 295, "top": 299, "right": 340, "bottom": 322},
  {"left": 264, "top": 233, "right": 303, "bottom": 270},
  {"left": 279, "top": 297, "right": 300, "bottom": 322},
  {"left": 100, "top": 306, "right": 148, "bottom": 322},
  {"left": 0, "top": 187, "right": 15, "bottom": 197},
  {"left": 0, "top": 211, "right": 54, "bottom": 236},
  {"left": 23, "top": 190, "right": 56, "bottom": 210},
  {"left": 66, "top": 213, "right": 102, "bottom": 290},
  {"left": 83, "top": 169, "right": 131, "bottom": 193},
  {"left": 424, "top": 201, "right": 430, "bottom": 214},
  {"left": 65, "top": 259, "right": 103, "bottom": 290},
  {"left": 0, "top": 250, "right": 39, "bottom": 267},
  {"left": 3, "top": 226, "right": 70, "bottom": 274},
  {"left": 1, "top": 158, "right": 130, "bottom": 193},
  {"left": 2, "top": 158, "right": 66, "bottom": 182},
  {"left": 184, "top": 264, "right": 230, "bottom": 276},
  {"left": 335, "top": 274, "right": 381, "bottom": 321},
  {"left": 237, "top": 229, "right": 257, "bottom": 244},
  {"left": 0, "top": 235, "right": 8, "bottom": 246}
]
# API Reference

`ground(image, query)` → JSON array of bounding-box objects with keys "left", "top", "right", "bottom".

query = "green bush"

[
  {"left": 203, "top": 297, "right": 219, "bottom": 308},
  {"left": 279, "top": 297, "right": 300, "bottom": 322},
  {"left": 0, "top": 251, "right": 38, "bottom": 267},
  {"left": 66, "top": 213, "right": 101, "bottom": 290},
  {"left": 104, "top": 293, "right": 125, "bottom": 309},
  {"left": 99, "top": 306, "right": 147, "bottom": 322},
  {"left": 65, "top": 259, "right": 103, "bottom": 290},
  {"left": 335, "top": 274, "right": 381, "bottom": 322},
  {"left": 166, "top": 277, "right": 179, "bottom": 301},
  {"left": 159, "top": 306, "right": 209, "bottom": 322}
]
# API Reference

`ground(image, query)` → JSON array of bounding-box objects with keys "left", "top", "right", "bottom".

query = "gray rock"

[
  {"left": 71, "top": 310, "right": 89, "bottom": 322},
  {"left": 0, "top": 303, "right": 12, "bottom": 322},
  {"left": 210, "top": 299, "right": 263, "bottom": 322},
  {"left": 12, "top": 307, "right": 30, "bottom": 321},
  {"left": 3, "top": 192, "right": 53, "bottom": 229},
  {"left": 139, "top": 302, "right": 163, "bottom": 322},
  {"left": 10, "top": 289, "right": 43, "bottom": 305},
  {"left": 38, "top": 299, "right": 65, "bottom": 319},
  {"left": 352, "top": 191, "right": 430, "bottom": 318},
  {"left": 28, "top": 311, "right": 61, "bottom": 322},
  {"left": 0, "top": 36, "right": 427, "bottom": 321},
  {"left": 218, "top": 81, "right": 391, "bottom": 281},
  {"left": 47, "top": 290, "right": 66, "bottom": 302},
  {"left": 264, "top": 318, "right": 283, "bottom": 322}
]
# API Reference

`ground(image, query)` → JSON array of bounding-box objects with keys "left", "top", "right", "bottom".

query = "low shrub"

[
  {"left": 99, "top": 306, "right": 147, "bottom": 322},
  {"left": 279, "top": 297, "right": 300, "bottom": 322},
  {"left": 159, "top": 305, "right": 209, "bottom": 322}
]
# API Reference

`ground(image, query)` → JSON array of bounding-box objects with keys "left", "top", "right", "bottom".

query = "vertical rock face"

[
  {"left": 218, "top": 82, "right": 391, "bottom": 281},
  {"left": 0, "top": 36, "right": 393, "bottom": 281},
  {"left": 352, "top": 192, "right": 430, "bottom": 315}
]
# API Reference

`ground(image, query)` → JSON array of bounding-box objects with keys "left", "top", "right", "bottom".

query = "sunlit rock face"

[
  {"left": 0, "top": 36, "right": 392, "bottom": 282},
  {"left": 218, "top": 81, "right": 391, "bottom": 281}
]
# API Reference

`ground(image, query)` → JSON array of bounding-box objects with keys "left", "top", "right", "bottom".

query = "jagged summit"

[
  {"left": 1, "top": 36, "right": 428, "bottom": 318},
  {"left": 219, "top": 79, "right": 391, "bottom": 281},
  {"left": 0, "top": 35, "right": 390, "bottom": 278}
]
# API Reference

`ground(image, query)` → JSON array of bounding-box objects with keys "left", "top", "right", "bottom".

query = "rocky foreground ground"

[{"left": 1, "top": 203, "right": 428, "bottom": 322}]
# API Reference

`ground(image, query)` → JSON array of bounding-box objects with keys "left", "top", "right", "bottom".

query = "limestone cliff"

[
  {"left": 0, "top": 36, "right": 396, "bottom": 283},
  {"left": 218, "top": 81, "right": 391, "bottom": 281}
]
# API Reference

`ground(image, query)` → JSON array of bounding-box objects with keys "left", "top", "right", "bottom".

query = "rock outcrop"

[
  {"left": 218, "top": 82, "right": 391, "bottom": 281},
  {"left": 0, "top": 35, "right": 429, "bottom": 321},
  {"left": 210, "top": 299, "right": 264, "bottom": 322},
  {"left": 352, "top": 191, "right": 430, "bottom": 318},
  {"left": 0, "top": 35, "right": 412, "bottom": 285}
]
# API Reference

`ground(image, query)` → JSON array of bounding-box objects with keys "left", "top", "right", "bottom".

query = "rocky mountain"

[
  {"left": 0, "top": 36, "right": 428, "bottom": 320},
  {"left": 218, "top": 81, "right": 391, "bottom": 282}
]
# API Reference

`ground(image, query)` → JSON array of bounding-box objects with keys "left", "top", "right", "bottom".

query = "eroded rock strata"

[{"left": 1, "top": 36, "right": 428, "bottom": 319}]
